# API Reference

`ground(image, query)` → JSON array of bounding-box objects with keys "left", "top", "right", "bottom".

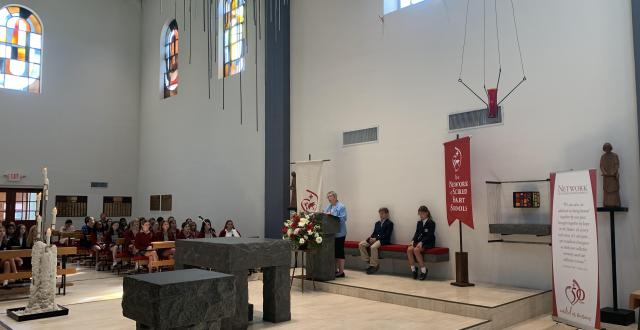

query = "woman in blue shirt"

[{"left": 324, "top": 191, "right": 347, "bottom": 278}]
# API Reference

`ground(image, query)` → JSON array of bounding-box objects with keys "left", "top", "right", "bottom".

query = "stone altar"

[
  {"left": 175, "top": 238, "right": 291, "bottom": 330},
  {"left": 122, "top": 269, "right": 235, "bottom": 330},
  {"left": 306, "top": 214, "right": 340, "bottom": 281}
]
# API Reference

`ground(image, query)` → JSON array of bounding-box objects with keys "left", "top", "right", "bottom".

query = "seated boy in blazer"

[{"left": 358, "top": 207, "right": 394, "bottom": 274}]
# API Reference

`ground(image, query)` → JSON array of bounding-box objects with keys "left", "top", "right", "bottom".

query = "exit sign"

[{"left": 4, "top": 171, "right": 25, "bottom": 182}]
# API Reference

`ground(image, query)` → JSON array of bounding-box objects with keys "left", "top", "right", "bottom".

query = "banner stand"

[
  {"left": 445, "top": 135, "right": 475, "bottom": 288},
  {"left": 451, "top": 220, "right": 475, "bottom": 287}
]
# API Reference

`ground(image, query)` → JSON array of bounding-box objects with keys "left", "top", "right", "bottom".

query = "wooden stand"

[
  {"left": 451, "top": 221, "right": 474, "bottom": 287},
  {"left": 597, "top": 206, "right": 635, "bottom": 326}
]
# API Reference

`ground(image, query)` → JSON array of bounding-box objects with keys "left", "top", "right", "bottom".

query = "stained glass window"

[
  {"left": 0, "top": 5, "right": 42, "bottom": 94},
  {"left": 163, "top": 20, "right": 179, "bottom": 98},
  {"left": 223, "top": 0, "right": 245, "bottom": 77}
]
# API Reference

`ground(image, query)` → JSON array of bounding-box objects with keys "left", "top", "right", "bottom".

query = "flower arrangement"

[{"left": 282, "top": 213, "right": 323, "bottom": 250}]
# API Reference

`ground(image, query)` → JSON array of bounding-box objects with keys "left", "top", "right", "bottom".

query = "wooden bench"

[
  {"left": 344, "top": 240, "right": 450, "bottom": 263},
  {"left": 0, "top": 246, "right": 77, "bottom": 295},
  {"left": 149, "top": 241, "right": 175, "bottom": 272}
]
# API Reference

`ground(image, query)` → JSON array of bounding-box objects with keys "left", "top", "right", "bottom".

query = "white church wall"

[
  {"left": 137, "top": 0, "right": 266, "bottom": 236},
  {"left": 0, "top": 0, "right": 142, "bottom": 229},
  {"left": 290, "top": 0, "right": 640, "bottom": 308}
]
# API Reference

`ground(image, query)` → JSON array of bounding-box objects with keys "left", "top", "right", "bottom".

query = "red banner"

[{"left": 444, "top": 137, "right": 474, "bottom": 229}]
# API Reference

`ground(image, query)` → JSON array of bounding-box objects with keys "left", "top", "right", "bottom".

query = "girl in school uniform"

[
  {"left": 133, "top": 220, "right": 158, "bottom": 267},
  {"left": 124, "top": 218, "right": 140, "bottom": 255},
  {"left": 9, "top": 224, "right": 28, "bottom": 249},
  {"left": 168, "top": 217, "right": 179, "bottom": 237},
  {"left": 219, "top": 220, "right": 241, "bottom": 237},
  {"left": 199, "top": 219, "right": 217, "bottom": 238},
  {"left": 176, "top": 222, "right": 195, "bottom": 239},
  {"left": 0, "top": 226, "right": 19, "bottom": 287},
  {"left": 153, "top": 220, "right": 176, "bottom": 259},
  {"left": 104, "top": 222, "right": 121, "bottom": 268}
]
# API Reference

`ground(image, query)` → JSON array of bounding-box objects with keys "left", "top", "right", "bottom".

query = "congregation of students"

[
  {"left": 75, "top": 214, "right": 242, "bottom": 270},
  {"left": 0, "top": 215, "right": 242, "bottom": 279}
]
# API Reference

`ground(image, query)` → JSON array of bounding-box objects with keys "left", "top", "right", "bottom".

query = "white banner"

[
  {"left": 293, "top": 161, "right": 324, "bottom": 213},
  {"left": 551, "top": 169, "right": 600, "bottom": 330}
]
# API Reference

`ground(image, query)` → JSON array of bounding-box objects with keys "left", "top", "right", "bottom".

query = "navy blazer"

[
  {"left": 370, "top": 218, "right": 394, "bottom": 245},
  {"left": 411, "top": 218, "right": 436, "bottom": 249}
]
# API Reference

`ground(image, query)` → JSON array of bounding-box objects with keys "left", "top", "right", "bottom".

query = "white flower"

[
  {"left": 314, "top": 232, "right": 319, "bottom": 238},
  {"left": 287, "top": 229, "right": 293, "bottom": 236},
  {"left": 299, "top": 238, "right": 305, "bottom": 245},
  {"left": 315, "top": 236, "right": 323, "bottom": 244},
  {"left": 294, "top": 228, "right": 301, "bottom": 235},
  {"left": 307, "top": 230, "right": 312, "bottom": 235},
  {"left": 298, "top": 222, "right": 304, "bottom": 228},
  {"left": 299, "top": 218, "right": 309, "bottom": 226}
]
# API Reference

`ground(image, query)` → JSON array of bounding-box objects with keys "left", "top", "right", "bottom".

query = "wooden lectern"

[{"left": 306, "top": 214, "right": 340, "bottom": 281}]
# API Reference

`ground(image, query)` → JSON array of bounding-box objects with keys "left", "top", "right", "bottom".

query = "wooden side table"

[
  {"left": 629, "top": 290, "right": 640, "bottom": 330},
  {"left": 290, "top": 249, "right": 316, "bottom": 292}
]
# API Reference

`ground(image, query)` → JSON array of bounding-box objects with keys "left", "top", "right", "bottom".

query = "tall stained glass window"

[
  {"left": 223, "top": 0, "right": 245, "bottom": 77},
  {"left": 0, "top": 5, "right": 42, "bottom": 94},
  {"left": 163, "top": 20, "right": 179, "bottom": 98}
]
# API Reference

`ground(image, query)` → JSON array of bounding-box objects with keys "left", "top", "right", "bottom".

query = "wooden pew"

[
  {"left": 0, "top": 247, "right": 77, "bottom": 295},
  {"left": 149, "top": 241, "right": 176, "bottom": 272}
]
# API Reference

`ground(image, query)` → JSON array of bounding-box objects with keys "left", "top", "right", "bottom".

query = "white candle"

[
  {"left": 36, "top": 192, "right": 42, "bottom": 216},
  {"left": 45, "top": 228, "right": 51, "bottom": 245},
  {"left": 42, "top": 167, "right": 49, "bottom": 201},
  {"left": 36, "top": 215, "right": 42, "bottom": 239},
  {"left": 51, "top": 207, "right": 57, "bottom": 230}
]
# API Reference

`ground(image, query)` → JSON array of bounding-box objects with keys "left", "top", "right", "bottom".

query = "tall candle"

[
  {"left": 45, "top": 228, "right": 51, "bottom": 246},
  {"left": 51, "top": 207, "right": 57, "bottom": 230},
  {"left": 36, "top": 192, "right": 42, "bottom": 216},
  {"left": 36, "top": 215, "right": 42, "bottom": 239},
  {"left": 42, "top": 167, "right": 49, "bottom": 201}
]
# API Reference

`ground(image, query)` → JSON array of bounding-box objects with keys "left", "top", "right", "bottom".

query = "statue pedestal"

[
  {"left": 306, "top": 214, "right": 340, "bottom": 281},
  {"left": 597, "top": 206, "right": 635, "bottom": 326}
]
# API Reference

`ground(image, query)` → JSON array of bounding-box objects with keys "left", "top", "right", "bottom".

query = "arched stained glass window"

[
  {"left": 0, "top": 5, "right": 42, "bottom": 94},
  {"left": 163, "top": 20, "right": 179, "bottom": 98},
  {"left": 222, "top": 0, "right": 245, "bottom": 77}
]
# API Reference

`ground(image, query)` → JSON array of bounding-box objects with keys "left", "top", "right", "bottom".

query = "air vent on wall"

[
  {"left": 449, "top": 107, "right": 503, "bottom": 131},
  {"left": 91, "top": 182, "right": 108, "bottom": 188},
  {"left": 343, "top": 127, "right": 378, "bottom": 146}
]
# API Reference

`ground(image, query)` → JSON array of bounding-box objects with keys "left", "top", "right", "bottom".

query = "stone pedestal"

[
  {"left": 122, "top": 269, "right": 235, "bottom": 330},
  {"left": 175, "top": 238, "right": 291, "bottom": 330},
  {"left": 306, "top": 214, "right": 340, "bottom": 281}
]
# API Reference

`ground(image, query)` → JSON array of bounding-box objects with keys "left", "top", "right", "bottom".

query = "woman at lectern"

[{"left": 324, "top": 191, "right": 348, "bottom": 278}]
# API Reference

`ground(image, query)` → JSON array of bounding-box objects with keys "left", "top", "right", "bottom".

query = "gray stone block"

[
  {"left": 262, "top": 265, "right": 291, "bottom": 322},
  {"left": 175, "top": 238, "right": 290, "bottom": 272},
  {"left": 122, "top": 269, "right": 235, "bottom": 330}
]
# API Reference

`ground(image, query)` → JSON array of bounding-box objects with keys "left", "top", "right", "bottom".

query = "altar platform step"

[{"left": 292, "top": 271, "right": 551, "bottom": 330}]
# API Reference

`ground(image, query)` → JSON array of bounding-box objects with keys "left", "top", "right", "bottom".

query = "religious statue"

[
  {"left": 289, "top": 172, "right": 297, "bottom": 211},
  {"left": 600, "top": 143, "right": 621, "bottom": 207}
]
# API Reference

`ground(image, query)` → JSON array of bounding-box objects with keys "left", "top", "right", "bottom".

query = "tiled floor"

[
  {"left": 0, "top": 268, "right": 489, "bottom": 330},
  {"left": 506, "top": 314, "right": 637, "bottom": 330},
  {"left": 328, "top": 271, "right": 545, "bottom": 307}
]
